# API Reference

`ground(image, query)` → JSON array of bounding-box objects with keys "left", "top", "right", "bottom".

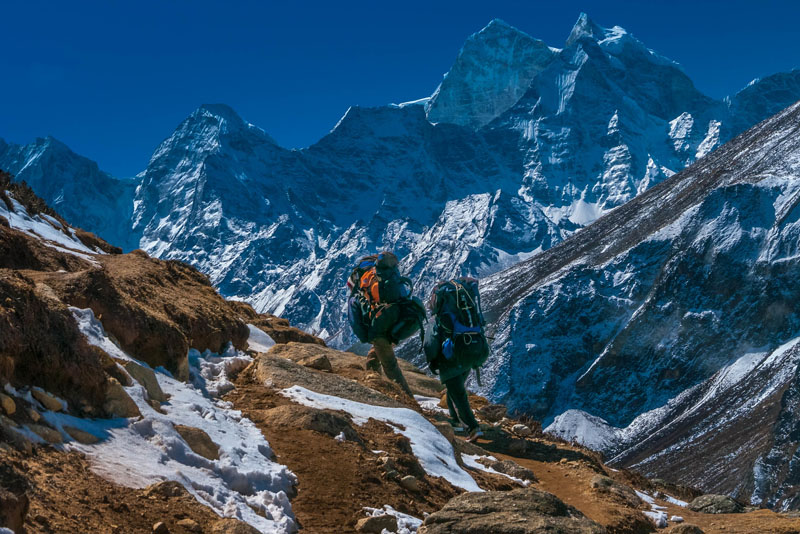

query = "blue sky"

[{"left": 1, "top": 0, "right": 798, "bottom": 177}]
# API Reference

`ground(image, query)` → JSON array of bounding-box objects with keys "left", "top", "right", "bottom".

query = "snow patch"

[
  {"left": 280, "top": 385, "right": 481, "bottom": 492},
  {"left": 246, "top": 324, "right": 276, "bottom": 353},
  {"left": 57, "top": 308, "right": 298, "bottom": 533}
]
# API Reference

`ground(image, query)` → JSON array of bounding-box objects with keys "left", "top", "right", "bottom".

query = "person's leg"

[
  {"left": 372, "top": 337, "right": 413, "bottom": 397},
  {"left": 365, "top": 346, "right": 382, "bottom": 372},
  {"left": 445, "top": 389, "right": 459, "bottom": 421},
  {"left": 443, "top": 371, "right": 478, "bottom": 430}
]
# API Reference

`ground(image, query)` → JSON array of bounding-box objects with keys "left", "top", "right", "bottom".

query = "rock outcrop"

[{"left": 418, "top": 487, "right": 606, "bottom": 533}]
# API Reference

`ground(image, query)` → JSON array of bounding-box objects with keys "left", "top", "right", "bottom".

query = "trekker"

[
  {"left": 346, "top": 251, "right": 427, "bottom": 397},
  {"left": 424, "top": 277, "right": 490, "bottom": 442}
]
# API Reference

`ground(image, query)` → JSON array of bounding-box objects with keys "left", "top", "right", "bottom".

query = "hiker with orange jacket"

[{"left": 347, "top": 251, "right": 427, "bottom": 397}]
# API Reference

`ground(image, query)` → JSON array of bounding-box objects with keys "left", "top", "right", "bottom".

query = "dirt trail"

[{"left": 226, "top": 364, "right": 466, "bottom": 533}]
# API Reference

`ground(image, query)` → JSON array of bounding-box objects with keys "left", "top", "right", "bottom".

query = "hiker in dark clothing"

[
  {"left": 347, "top": 251, "right": 426, "bottom": 398},
  {"left": 424, "top": 277, "right": 490, "bottom": 442}
]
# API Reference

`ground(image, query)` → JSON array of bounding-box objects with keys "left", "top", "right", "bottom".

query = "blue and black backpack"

[
  {"left": 423, "top": 277, "right": 490, "bottom": 375},
  {"left": 346, "top": 252, "right": 426, "bottom": 344}
]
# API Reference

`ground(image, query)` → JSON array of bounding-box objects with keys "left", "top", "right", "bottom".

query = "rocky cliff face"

[{"left": 482, "top": 100, "right": 800, "bottom": 509}]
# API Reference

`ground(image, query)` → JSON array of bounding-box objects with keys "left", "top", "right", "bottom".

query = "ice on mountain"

[
  {"left": 427, "top": 18, "right": 556, "bottom": 128},
  {"left": 696, "top": 120, "right": 721, "bottom": 159},
  {"left": 669, "top": 113, "right": 694, "bottom": 152}
]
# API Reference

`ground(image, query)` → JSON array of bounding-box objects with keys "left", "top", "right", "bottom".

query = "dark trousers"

[{"left": 444, "top": 370, "right": 478, "bottom": 430}]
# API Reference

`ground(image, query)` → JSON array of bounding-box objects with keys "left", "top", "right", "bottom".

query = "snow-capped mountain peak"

[
  {"left": 565, "top": 12, "right": 606, "bottom": 46},
  {"left": 426, "top": 18, "right": 556, "bottom": 129}
]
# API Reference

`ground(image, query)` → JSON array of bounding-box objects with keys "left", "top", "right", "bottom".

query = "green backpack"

[{"left": 424, "top": 277, "right": 490, "bottom": 376}]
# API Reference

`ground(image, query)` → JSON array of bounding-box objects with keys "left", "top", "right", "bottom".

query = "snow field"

[
  {"left": 37, "top": 308, "right": 299, "bottom": 534},
  {"left": 280, "top": 385, "right": 482, "bottom": 492}
]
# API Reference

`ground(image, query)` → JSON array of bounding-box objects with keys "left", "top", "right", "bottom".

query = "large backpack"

[
  {"left": 423, "top": 277, "right": 490, "bottom": 375},
  {"left": 346, "top": 252, "right": 426, "bottom": 344}
]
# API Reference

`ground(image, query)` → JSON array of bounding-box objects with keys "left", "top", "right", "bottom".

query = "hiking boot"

[
  {"left": 466, "top": 426, "right": 483, "bottom": 443},
  {"left": 448, "top": 418, "right": 466, "bottom": 433}
]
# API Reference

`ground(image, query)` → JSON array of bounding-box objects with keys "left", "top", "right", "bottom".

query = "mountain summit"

[{"left": 426, "top": 19, "right": 556, "bottom": 129}]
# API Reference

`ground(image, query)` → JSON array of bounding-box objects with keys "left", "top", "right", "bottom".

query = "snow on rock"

[
  {"left": 52, "top": 308, "right": 298, "bottom": 533},
  {"left": 363, "top": 505, "right": 423, "bottom": 534},
  {"left": 414, "top": 395, "right": 448, "bottom": 415},
  {"left": 247, "top": 324, "right": 276, "bottom": 353},
  {"left": 461, "top": 454, "right": 530, "bottom": 486},
  {"left": 0, "top": 193, "right": 101, "bottom": 263},
  {"left": 696, "top": 120, "right": 721, "bottom": 159},
  {"left": 280, "top": 385, "right": 482, "bottom": 492}
]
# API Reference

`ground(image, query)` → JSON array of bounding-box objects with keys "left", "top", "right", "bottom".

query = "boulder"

[
  {"left": 177, "top": 518, "right": 202, "bottom": 532},
  {"left": 209, "top": 518, "right": 262, "bottom": 534},
  {"left": 666, "top": 525, "right": 705, "bottom": 534},
  {"left": 27, "top": 407, "right": 41, "bottom": 422},
  {"left": 418, "top": 487, "right": 605, "bottom": 534},
  {"left": 63, "top": 425, "right": 101, "bottom": 444},
  {"left": 174, "top": 424, "right": 220, "bottom": 461},
  {"left": 31, "top": 387, "right": 64, "bottom": 412},
  {"left": 0, "top": 392, "right": 16, "bottom": 415},
  {"left": 255, "top": 353, "right": 402, "bottom": 408},
  {"left": 99, "top": 352, "right": 133, "bottom": 386},
  {"left": 0, "top": 272, "right": 109, "bottom": 414},
  {"left": 153, "top": 522, "right": 169, "bottom": 534},
  {"left": 512, "top": 424, "right": 532, "bottom": 437},
  {"left": 123, "top": 360, "right": 167, "bottom": 403},
  {"left": 477, "top": 403, "right": 507, "bottom": 423},
  {"left": 0, "top": 416, "right": 33, "bottom": 454},
  {"left": 589, "top": 475, "right": 642, "bottom": 508},
  {"left": 400, "top": 474, "right": 420, "bottom": 492},
  {"left": 0, "top": 487, "right": 29, "bottom": 534},
  {"left": 508, "top": 439, "right": 528, "bottom": 456},
  {"left": 356, "top": 514, "right": 398, "bottom": 533},
  {"left": 103, "top": 377, "right": 141, "bottom": 418},
  {"left": 27, "top": 423, "right": 63, "bottom": 444},
  {"left": 688, "top": 494, "right": 743, "bottom": 514},
  {"left": 297, "top": 353, "right": 333, "bottom": 372},
  {"left": 260, "top": 404, "right": 360, "bottom": 441},
  {"left": 143, "top": 481, "right": 188, "bottom": 499}
]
